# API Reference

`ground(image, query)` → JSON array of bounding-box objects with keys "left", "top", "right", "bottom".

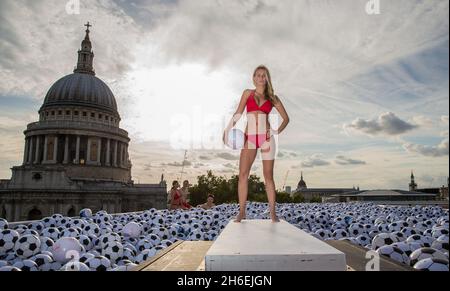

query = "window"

[
  {"left": 47, "top": 139, "right": 55, "bottom": 160},
  {"left": 91, "top": 141, "right": 98, "bottom": 161},
  {"left": 32, "top": 173, "right": 42, "bottom": 181},
  {"left": 58, "top": 110, "right": 62, "bottom": 115},
  {"left": 99, "top": 114, "right": 103, "bottom": 119},
  {"left": 74, "top": 111, "right": 79, "bottom": 116},
  {"left": 91, "top": 113, "right": 95, "bottom": 118},
  {"left": 83, "top": 112, "right": 87, "bottom": 117},
  {"left": 46, "top": 112, "right": 49, "bottom": 116},
  {"left": 105, "top": 115, "right": 108, "bottom": 120},
  {"left": 51, "top": 111, "right": 55, "bottom": 116},
  {"left": 66, "top": 110, "right": 71, "bottom": 115}
]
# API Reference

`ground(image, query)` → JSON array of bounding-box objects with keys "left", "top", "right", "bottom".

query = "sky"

[{"left": 0, "top": 0, "right": 448, "bottom": 191}]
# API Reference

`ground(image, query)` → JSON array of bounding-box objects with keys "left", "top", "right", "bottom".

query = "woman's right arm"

[{"left": 223, "top": 90, "right": 250, "bottom": 143}]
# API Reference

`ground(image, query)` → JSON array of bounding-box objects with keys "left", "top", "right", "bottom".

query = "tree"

[
  {"left": 189, "top": 170, "right": 231, "bottom": 206},
  {"left": 292, "top": 193, "right": 305, "bottom": 203},
  {"left": 275, "top": 191, "right": 292, "bottom": 203},
  {"left": 189, "top": 171, "right": 300, "bottom": 204},
  {"left": 309, "top": 196, "right": 322, "bottom": 203}
]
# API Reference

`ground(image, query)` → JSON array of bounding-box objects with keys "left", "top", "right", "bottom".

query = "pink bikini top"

[{"left": 246, "top": 90, "right": 273, "bottom": 114}]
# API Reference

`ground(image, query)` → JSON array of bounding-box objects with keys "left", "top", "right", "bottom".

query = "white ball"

[
  {"left": 376, "top": 245, "right": 410, "bottom": 265},
  {"left": 432, "top": 235, "right": 449, "bottom": 252},
  {"left": 14, "top": 234, "right": 41, "bottom": 259},
  {"left": 77, "top": 235, "right": 93, "bottom": 251},
  {"left": 226, "top": 128, "right": 245, "bottom": 150},
  {"left": 188, "top": 230, "right": 205, "bottom": 241},
  {"left": 85, "top": 256, "right": 111, "bottom": 271},
  {"left": 41, "top": 227, "right": 60, "bottom": 241},
  {"left": 79, "top": 208, "right": 92, "bottom": 218},
  {"left": 410, "top": 247, "right": 448, "bottom": 266},
  {"left": 0, "top": 266, "right": 21, "bottom": 271},
  {"left": 102, "top": 241, "right": 124, "bottom": 263},
  {"left": 0, "top": 219, "right": 8, "bottom": 230},
  {"left": 51, "top": 237, "right": 83, "bottom": 263},
  {"left": 413, "top": 258, "right": 449, "bottom": 271},
  {"left": 98, "top": 233, "right": 121, "bottom": 248},
  {"left": 13, "top": 259, "right": 39, "bottom": 271},
  {"left": 33, "top": 254, "right": 53, "bottom": 271},
  {"left": 135, "top": 248, "right": 157, "bottom": 264},
  {"left": 123, "top": 222, "right": 141, "bottom": 238},
  {"left": 0, "top": 229, "right": 19, "bottom": 255},
  {"left": 39, "top": 236, "right": 55, "bottom": 252},
  {"left": 113, "top": 263, "right": 138, "bottom": 271},
  {"left": 61, "top": 261, "right": 90, "bottom": 271}
]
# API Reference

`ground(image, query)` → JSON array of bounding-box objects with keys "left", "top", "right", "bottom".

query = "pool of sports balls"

[{"left": 0, "top": 202, "right": 448, "bottom": 271}]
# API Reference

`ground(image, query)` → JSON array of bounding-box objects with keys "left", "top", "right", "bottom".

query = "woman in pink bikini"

[{"left": 223, "top": 65, "right": 290, "bottom": 223}]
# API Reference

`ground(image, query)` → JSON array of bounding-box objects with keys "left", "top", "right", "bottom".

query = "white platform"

[{"left": 205, "top": 220, "right": 347, "bottom": 271}]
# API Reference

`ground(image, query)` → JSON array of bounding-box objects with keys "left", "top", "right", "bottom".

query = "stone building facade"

[
  {"left": 293, "top": 172, "right": 357, "bottom": 201},
  {"left": 0, "top": 23, "right": 167, "bottom": 222}
]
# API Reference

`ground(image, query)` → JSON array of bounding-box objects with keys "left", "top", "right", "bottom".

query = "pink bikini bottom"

[{"left": 245, "top": 133, "right": 269, "bottom": 149}]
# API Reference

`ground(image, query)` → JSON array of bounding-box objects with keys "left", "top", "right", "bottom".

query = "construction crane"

[{"left": 178, "top": 150, "right": 188, "bottom": 181}]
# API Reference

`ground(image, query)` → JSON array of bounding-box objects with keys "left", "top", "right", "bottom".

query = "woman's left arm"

[{"left": 271, "top": 98, "right": 290, "bottom": 135}]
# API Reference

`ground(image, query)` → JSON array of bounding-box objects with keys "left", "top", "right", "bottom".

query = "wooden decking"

[
  {"left": 133, "top": 241, "right": 214, "bottom": 271},
  {"left": 133, "top": 240, "right": 414, "bottom": 271},
  {"left": 325, "top": 240, "right": 415, "bottom": 271}
]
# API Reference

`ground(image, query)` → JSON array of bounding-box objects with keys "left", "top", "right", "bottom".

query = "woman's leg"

[
  {"left": 261, "top": 137, "right": 279, "bottom": 222},
  {"left": 235, "top": 141, "right": 257, "bottom": 222},
  {"left": 262, "top": 158, "right": 279, "bottom": 222}
]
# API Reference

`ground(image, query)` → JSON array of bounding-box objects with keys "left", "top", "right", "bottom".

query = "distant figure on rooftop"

[
  {"left": 169, "top": 180, "right": 190, "bottom": 210},
  {"left": 197, "top": 193, "right": 216, "bottom": 210},
  {"left": 179, "top": 180, "right": 192, "bottom": 209}
]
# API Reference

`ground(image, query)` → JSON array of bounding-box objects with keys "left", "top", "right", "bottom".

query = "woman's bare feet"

[
  {"left": 234, "top": 213, "right": 246, "bottom": 223},
  {"left": 270, "top": 213, "right": 280, "bottom": 223}
]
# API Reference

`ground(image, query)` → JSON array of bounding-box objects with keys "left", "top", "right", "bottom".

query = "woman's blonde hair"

[{"left": 253, "top": 65, "right": 280, "bottom": 105}]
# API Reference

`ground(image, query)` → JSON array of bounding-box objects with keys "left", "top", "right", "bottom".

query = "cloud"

[
  {"left": 198, "top": 155, "right": 213, "bottom": 160},
  {"left": 403, "top": 138, "right": 449, "bottom": 157},
  {"left": 162, "top": 160, "right": 192, "bottom": 167},
  {"left": 300, "top": 154, "right": 330, "bottom": 168},
  {"left": 110, "top": 0, "right": 180, "bottom": 29},
  {"left": 193, "top": 162, "right": 207, "bottom": 169},
  {"left": 223, "top": 163, "right": 238, "bottom": 169},
  {"left": 276, "top": 150, "right": 299, "bottom": 159},
  {"left": 441, "top": 115, "right": 449, "bottom": 125},
  {"left": 218, "top": 168, "right": 235, "bottom": 174},
  {"left": 411, "top": 115, "right": 433, "bottom": 127},
  {"left": 334, "top": 155, "right": 366, "bottom": 166},
  {"left": 216, "top": 152, "right": 239, "bottom": 160},
  {"left": 250, "top": 164, "right": 260, "bottom": 172},
  {"left": 0, "top": 0, "right": 141, "bottom": 98},
  {"left": 344, "top": 112, "right": 418, "bottom": 136}
]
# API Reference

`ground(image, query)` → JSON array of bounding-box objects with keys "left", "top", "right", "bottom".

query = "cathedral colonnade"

[{"left": 22, "top": 134, "right": 129, "bottom": 168}]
